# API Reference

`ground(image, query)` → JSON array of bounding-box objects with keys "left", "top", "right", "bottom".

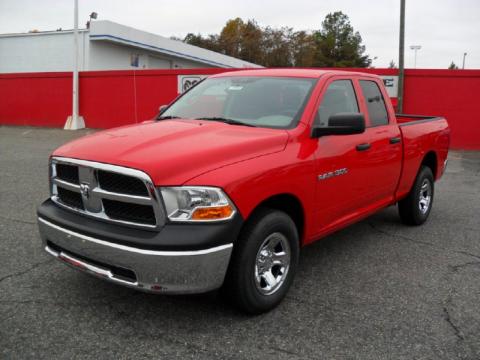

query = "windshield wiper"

[
  {"left": 157, "top": 115, "right": 181, "bottom": 120},
  {"left": 195, "top": 117, "right": 256, "bottom": 127}
]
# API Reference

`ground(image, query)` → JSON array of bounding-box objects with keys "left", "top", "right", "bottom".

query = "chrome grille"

[
  {"left": 50, "top": 157, "right": 165, "bottom": 229},
  {"left": 97, "top": 171, "right": 148, "bottom": 196},
  {"left": 103, "top": 199, "right": 156, "bottom": 225},
  {"left": 56, "top": 163, "right": 80, "bottom": 184},
  {"left": 57, "top": 187, "right": 84, "bottom": 210}
]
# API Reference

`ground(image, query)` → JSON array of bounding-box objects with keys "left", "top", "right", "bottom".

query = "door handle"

[
  {"left": 356, "top": 143, "right": 371, "bottom": 151},
  {"left": 390, "top": 137, "right": 401, "bottom": 144}
]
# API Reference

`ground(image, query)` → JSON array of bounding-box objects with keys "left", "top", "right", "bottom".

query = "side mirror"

[
  {"left": 158, "top": 104, "right": 168, "bottom": 114},
  {"left": 311, "top": 113, "right": 366, "bottom": 138}
]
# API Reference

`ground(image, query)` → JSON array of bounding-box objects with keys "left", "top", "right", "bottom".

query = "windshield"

[{"left": 159, "top": 76, "right": 316, "bottom": 128}]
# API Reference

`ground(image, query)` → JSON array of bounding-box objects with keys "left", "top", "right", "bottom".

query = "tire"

[
  {"left": 223, "top": 208, "right": 299, "bottom": 314},
  {"left": 398, "top": 166, "right": 434, "bottom": 225}
]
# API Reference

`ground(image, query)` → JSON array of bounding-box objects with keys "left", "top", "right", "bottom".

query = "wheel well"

[
  {"left": 250, "top": 194, "right": 305, "bottom": 243},
  {"left": 421, "top": 151, "right": 438, "bottom": 179}
]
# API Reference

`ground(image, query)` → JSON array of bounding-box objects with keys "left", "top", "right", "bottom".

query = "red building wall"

[
  {"left": 0, "top": 72, "right": 71, "bottom": 127},
  {"left": 402, "top": 70, "right": 480, "bottom": 150},
  {"left": 0, "top": 68, "right": 479, "bottom": 149}
]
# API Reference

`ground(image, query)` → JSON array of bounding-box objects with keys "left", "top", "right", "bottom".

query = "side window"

[
  {"left": 359, "top": 80, "right": 389, "bottom": 126},
  {"left": 316, "top": 80, "right": 359, "bottom": 127}
]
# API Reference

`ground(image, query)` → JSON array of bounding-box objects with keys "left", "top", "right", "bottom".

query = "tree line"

[{"left": 180, "top": 12, "right": 372, "bottom": 68}]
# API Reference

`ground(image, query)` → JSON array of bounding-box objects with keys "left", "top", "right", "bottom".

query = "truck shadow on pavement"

[{"left": 51, "top": 205, "right": 402, "bottom": 318}]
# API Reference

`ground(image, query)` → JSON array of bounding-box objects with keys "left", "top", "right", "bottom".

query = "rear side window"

[
  {"left": 359, "top": 80, "right": 389, "bottom": 126},
  {"left": 316, "top": 80, "right": 359, "bottom": 127}
]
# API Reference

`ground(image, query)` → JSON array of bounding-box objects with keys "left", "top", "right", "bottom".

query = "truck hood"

[{"left": 53, "top": 119, "right": 289, "bottom": 185}]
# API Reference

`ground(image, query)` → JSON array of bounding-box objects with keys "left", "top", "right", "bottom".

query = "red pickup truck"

[{"left": 37, "top": 69, "right": 449, "bottom": 313}]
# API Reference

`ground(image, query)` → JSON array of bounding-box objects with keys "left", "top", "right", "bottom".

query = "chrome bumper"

[{"left": 38, "top": 217, "right": 233, "bottom": 294}]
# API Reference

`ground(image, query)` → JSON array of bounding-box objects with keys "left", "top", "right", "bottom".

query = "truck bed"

[
  {"left": 396, "top": 114, "right": 443, "bottom": 126},
  {"left": 395, "top": 114, "right": 450, "bottom": 200}
]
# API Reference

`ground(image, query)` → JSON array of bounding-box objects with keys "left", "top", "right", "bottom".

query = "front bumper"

[{"left": 37, "top": 216, "right": 234, "bottom": 294}]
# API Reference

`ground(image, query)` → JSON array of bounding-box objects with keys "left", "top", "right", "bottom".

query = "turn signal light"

[{"left": 191, "top": 205, "right": 234, "bottom": 220}]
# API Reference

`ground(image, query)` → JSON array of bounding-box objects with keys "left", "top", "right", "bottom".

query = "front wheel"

[
  {"left": 223, "top": 209, "right": 299, "bottom": 314},
  {"left": 398, "top": 166, "right": 434, "bottom": 225}
]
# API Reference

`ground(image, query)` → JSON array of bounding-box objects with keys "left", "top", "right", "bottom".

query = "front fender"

[{"left": 184, "top": 149, "right": 317, "bottom": 242}]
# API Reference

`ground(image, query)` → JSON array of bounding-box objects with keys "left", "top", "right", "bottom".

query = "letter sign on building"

[{"left": 379, "top": 76, "right": 399, "bottom": 98}]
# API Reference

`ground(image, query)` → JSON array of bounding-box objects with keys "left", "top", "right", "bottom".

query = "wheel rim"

[
  {"left": 418, "top": 179, "right": 432, "bottom": 215},
  {"left": 254, "top": 232, "right": 291, "bottom": 296}
]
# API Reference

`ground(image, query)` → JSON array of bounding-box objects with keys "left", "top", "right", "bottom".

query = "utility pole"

[
  {"left": 410, "top": 45, "right": 422, "bottom": 68},
  {"left": 397, "top": 0, "right": 406, "bottom": 113},
  {"left": 462, "top": 52, "right": 467, "bottom": 69},
  {"left": 65, "top": 0, "right": 85, "bottom": 130}
]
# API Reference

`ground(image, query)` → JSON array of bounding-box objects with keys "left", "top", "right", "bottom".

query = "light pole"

[
  {"left": 462, "top": 52, "right": 467, "bottom": 69},
  {"left": 65, "top": 0, "right": 85, "bottom": 130},
  {"left": 87, "top": 11, "right": 97, "bottom": 28},
  {"left": 410, "top": 45, "right": 422, "bottom": 68}
]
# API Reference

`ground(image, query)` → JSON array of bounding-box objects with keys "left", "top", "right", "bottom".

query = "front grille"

[
  {"left": 56, "top": 164, "right": 79, "bottom": 184},
  {"left": 98, "top": 170, "right": 148, "bottom": 196},
  {"left": 103, "top": 199, "right": 156, "bottom": 225},
  {"left": 50, "top": 158, "right": 164, "bottom": 229},
  {"left": 57, "top": 187, "right": 84, "bottom": 210}
]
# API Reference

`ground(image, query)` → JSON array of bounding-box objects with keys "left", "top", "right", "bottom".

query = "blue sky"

[{"left": 1, "top": 0, "right": 478, "bottom": 69}]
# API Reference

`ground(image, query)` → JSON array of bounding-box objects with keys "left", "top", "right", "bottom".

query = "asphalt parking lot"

[{"left": 1, "top": 125, "right": 479, "bottom": 359}]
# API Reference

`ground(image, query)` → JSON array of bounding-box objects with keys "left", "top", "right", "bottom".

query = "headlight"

[{"left": 160, "top": 186, "right": 236, "bottom": 222}]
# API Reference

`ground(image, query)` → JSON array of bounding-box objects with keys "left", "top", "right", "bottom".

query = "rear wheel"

[
  {"left": 398, "top": 166, "right": 434, "bottom": 225},
  {"left": 223, "top": 208, "right": 299, "bottom": 314}
]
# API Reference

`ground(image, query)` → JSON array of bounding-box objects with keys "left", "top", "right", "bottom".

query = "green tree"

[
  {"left": 291, "top": 31, "right": 316, "bottom": 67},
  {"left": 182, "top": 13, "right": 371, "bottom": 68},
  {"left": 183, "top": 33, "right": 206, "bottom": 47},
  {"left": 218, "top": 18, "right": 244, "bottom": 58},
  {"left": 448, "top": 61, "right": 459, "bottom": 69},
  {"left": 263, "top": 26, "right": 294, "bottom": 67},
  {"left": 184, "top": 33, "right": 221, "bottom": 53},
  {"left": 313, "top": 11, "right": 371, "bottom": 67},
  {"left": 238, "top": 20, "right": 264, "bottom": 64}
]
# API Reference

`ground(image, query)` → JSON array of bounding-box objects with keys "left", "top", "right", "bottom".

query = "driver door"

[{"left": 312, "top": 77, "right": 373, "bottom": 234}]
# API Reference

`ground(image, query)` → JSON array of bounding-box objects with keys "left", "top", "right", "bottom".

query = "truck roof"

[{"left": 212, "top": 68, "right": 379, "bottom": 79}]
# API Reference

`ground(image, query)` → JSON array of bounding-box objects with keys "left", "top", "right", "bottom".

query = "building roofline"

[
  {"left": 89, "top": 20, "right": 260, "bottom": 69},
  {"left": 0, "top": 20, "right": 261, "bottom": 69},
  {"left": 90, "top": 34, "right": 236, "bottom": 68},
  {"left": 0, "top": 29, "right": 89, "bottom": 38}
]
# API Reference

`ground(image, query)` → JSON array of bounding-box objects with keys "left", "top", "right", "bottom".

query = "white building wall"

[
  {"left": 89, "top": 21, "right": 258, "bottom": 69},
  {"left": 0, "top": 31, "right": 88, "bottom": 72},
  {"left": 0, "top": 20, "right": 259, "bottom": 73},
  {"left": 171, "top": 57, "right": 214, "bottom": 69},
  {"left": 0, "top": 31, "right": 220, "bottom": 73},
  {"left": 88, "top": 41, "right": 147, "bottom": 70},
  {"left": 148, "top": 55, "right": 172, "bottom": 69},
  {"left": 88, "top": 40, "right": 212, "bottom": 70}
]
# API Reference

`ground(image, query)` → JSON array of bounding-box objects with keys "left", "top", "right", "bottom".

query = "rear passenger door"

[{"left": 356, "top": 78, "right": 402, "bottom": 208}]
